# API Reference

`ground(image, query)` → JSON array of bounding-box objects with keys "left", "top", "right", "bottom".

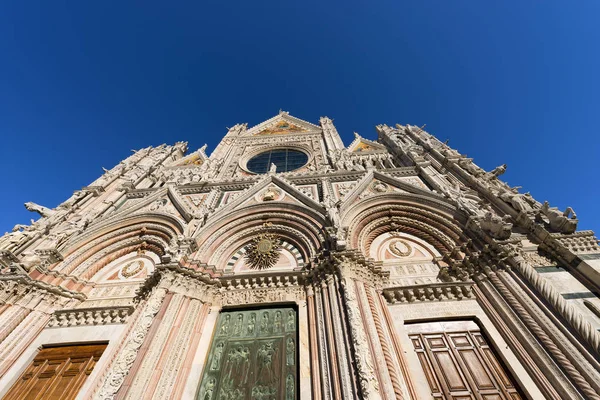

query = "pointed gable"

[
  {"left": 256, "top": 119, "right": 308, "bottom": 135},
  {"left": 339, "top": 171, "right": 442, "bottom": 212},
  {"left": 244, "top": 111, "right": 322, "bottom": 137},
  {"left": 210, "top": 175, "right": 326, "bottom": 220},
  {"left": 347, "top": 132, "right": 387, "bottom": 153}
]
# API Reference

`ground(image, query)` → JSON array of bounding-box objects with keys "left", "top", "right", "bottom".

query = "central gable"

[
  {"left": 256, "top": 119, "right": 308, "bottom": 135},
  {"left": 244, "top": 111, "right": 322, "bottom": 137}
]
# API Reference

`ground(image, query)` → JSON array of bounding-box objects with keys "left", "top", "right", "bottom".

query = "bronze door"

[
  {"left": 198, "top": 307, "right": 297, "bottom": 400},
  {"left": 3, "top": 343, "right": 107, "bottom": 400},
  {"left": 407, "top": 321, "right": 521, "bottom": 400}
]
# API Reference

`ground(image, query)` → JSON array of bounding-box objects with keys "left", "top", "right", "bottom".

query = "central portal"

[{"left": 198, "top": 307, "right": 297, "bottom": 400}]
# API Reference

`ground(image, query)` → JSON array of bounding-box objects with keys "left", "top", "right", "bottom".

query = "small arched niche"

[
  {"left": 370, "top": 232, "right": 442, "bottom": 286},
  {"left": 91, "top": 251, "right": 157, "bottom": 283},
  {"left": 81, "top": 251, "right": 159, "bottom": 308}
]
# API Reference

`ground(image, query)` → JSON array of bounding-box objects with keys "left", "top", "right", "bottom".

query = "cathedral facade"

[{"left": 0, "top": 112, "right": 599, "bottom": 400}]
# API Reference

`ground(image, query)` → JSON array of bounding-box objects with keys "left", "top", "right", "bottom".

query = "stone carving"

[
  {"left": 244, "top": 233, "right": 281, "bottom": 270},
  {"left": 96, "top": 286, "right": 167, "bottom": 399},
  {"left": 539, "top": 201, "right": 578, "bottom": 234},
  {"left": 121, "top": 260, "right": 145, "bottom": 278},
  {"left": 485, "top": 164, "right": 506, "bottom": 180},
  {"left": 498, "top": 188, "right": 539, "bottom": 213},
  {"left": 371, "top": 181, "right": 388, "bottom": 193},
  {"left": 24, "top": 202, "right": 57, "bottom": 218},
  {"left": 261, "top": 187, "right": 280, "bottom": 201},
  {"left": 47, "top": 306, "right": 133, "bottom": 327},
  {"left": 458, "top": 159, "right": 484, "bottom": 177},
  {"left": 338, "top": 274, "right": 380, "bottom": 399},
  {"left": 389, "top": 239, "right": 412, "bottom": 257},
  {"left": 383, "top": 282, "right": 475, "bottom": 303},
  {"left": 521, "top": 251, "right": 556, "bottom": 267},
  {"left": 0, "top": 224, "right": 39, "bottom": 252},
  {"left": 479, "top": 211, "right": 513, "bottom": 240}
]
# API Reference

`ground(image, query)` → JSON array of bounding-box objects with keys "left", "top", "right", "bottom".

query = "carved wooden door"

[
  {"left": 198, "top": 307, "right": 297, "bottom": 400},
  {"left": 407, "top": 321, "right": 522, "bottom": 400},
  {"left": 3, "top": 343, "right": 107, "bottom": 400}
]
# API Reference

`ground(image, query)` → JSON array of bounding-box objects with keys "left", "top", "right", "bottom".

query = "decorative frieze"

[
  {"left": 383, "top": 282, "right": 474, "bottom": 304},
  {"left": 47, "top": 306, "right": 134, "bottom": 328}
]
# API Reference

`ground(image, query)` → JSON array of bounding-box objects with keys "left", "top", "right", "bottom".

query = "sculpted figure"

[
  {"left": 540, "top": 201, "right": 578, "bottom": 234},
  {"left": 485, "top": 164, "right": 506, "bottom": 180},
  {"left": 498, "top": 188, "right": 532, "bottom": 212},
  {"left": 323, "top": 198, "right": 342, "bottom": 227},
  {"left": 479, "top": 211, "right": 513, "bottom": 240},
  {"left": 458, "top": 159, "right": 484, "bottom": 177},
  {"left": 24, "top": 202, "right": 56, "bottom": 218},
  {"left": 0, "top": 224, "right": 37, "bottom": 252},
  {"left": 57, "top": 190, "right": 86, "bottom": 210}
]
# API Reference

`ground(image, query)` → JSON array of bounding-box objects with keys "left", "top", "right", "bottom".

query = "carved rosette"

[{"left": 245, "top": 233, "right": 282, "bottom": 270}]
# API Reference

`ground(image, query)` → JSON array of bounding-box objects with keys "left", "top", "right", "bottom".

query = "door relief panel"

[{"left": 198, "top": 307, "right": 297, "bottom": 400}]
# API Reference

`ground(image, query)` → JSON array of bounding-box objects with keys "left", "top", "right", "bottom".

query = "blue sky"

[{"left": 0, "top": 1, "right": 598, "bottom": 234}]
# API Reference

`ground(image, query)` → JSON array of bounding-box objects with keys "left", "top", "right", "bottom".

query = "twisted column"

[
  {"left": 487, "top": 270, "right": 600, "bottom": 400},
  {"left": 511, "top": 255, "right": 600, "bottom": 355},
  {"left": 364, "top": 285, "right": 405, "bottom": 400}
]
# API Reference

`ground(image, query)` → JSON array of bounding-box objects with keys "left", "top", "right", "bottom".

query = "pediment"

[
  {"left": 347, "top": 133, "right": 387, "bottom": 153},
  {"left": 244, "top": 112, "right": 322, "bottom": 137},
  {"left": 210, "top": 175, "right": 326, "bottom": 220},
  {"left": 107, "top": 187, "right": 193, "bottom": 224},
  {"left": 171, "top": 146, "right": 208, "bottom": 167},
  {"left": 339, "top": 171, "right": 440, "bottom": 212}
]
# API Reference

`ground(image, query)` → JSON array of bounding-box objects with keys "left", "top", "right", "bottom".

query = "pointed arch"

[
  {"left": 342, "top": 193, "right": 470, "bottom": 258},
  {"left": 190, "top": 203, "right": 327, "bottom": 271},
  {"left": 52, "top": 213, "right": 184, "bottom": 279}
]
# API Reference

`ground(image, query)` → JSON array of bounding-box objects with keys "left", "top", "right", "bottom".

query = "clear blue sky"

[{"left": 1, "top": 1, "right": 598, "bottom": 235}]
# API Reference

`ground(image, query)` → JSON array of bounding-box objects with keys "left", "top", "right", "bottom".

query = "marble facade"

[{"left": 0, "top": 111, "right": 599, "bottom": 399}]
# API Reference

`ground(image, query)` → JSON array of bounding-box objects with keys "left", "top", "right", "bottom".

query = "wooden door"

[
  {"left": 3, "top": 343, "right": 107, "bottom": 400},
  {"left": 197, "top": 307, "right": 298, "bottom": 400},
  {"left": 407, "top": 321, "right": 522, "bottom": 400}
]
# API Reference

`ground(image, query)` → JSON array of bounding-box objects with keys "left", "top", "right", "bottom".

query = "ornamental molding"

[
  {"left": 47, "top": 306, "right": 134, "bottom": 328},
  {"left": 309, "top": 250, "right": 387, "bottom": 288},
  {"left": 0, "top": 266, "right": 86, "bottom": 301},
  {"left": 383, "top": 281, "right": 475, "bottom": 304},
  {"left": 551, "top": 231, "right": 600, "bottom": 254},
  {"left": 220, "top": 285, "right": 306, "bottom": 306}
]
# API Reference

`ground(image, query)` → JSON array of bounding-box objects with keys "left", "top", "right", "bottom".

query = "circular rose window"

[{"left": 246, "top": 149, "right": 308, "bottom": 174}]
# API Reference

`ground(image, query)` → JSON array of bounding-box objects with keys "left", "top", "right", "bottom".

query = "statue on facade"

[
  {"left": 24, "top": 202, "right": 56, "bottom": 218},
  {"left": 0, "top": 224, "right": 38, "bottom": 252},
  {"left": 484, "top": 164, "right": 507, "bottom": 180},
  {"left": 539, "top": 201, "right": 578, "bottom": 234},
  {"left": 498, "top": 188, "right": 539, "bottom": 212},
  {"left": 458, "top": 159, "right": 484, "bottom": 177},
  {"left": 479, "top": 211, "right": 513, "bottom": 240}
]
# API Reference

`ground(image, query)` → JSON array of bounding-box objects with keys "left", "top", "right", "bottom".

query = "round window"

[{"left": 246, "top": 149, "right": 308, "bottom": 174}]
